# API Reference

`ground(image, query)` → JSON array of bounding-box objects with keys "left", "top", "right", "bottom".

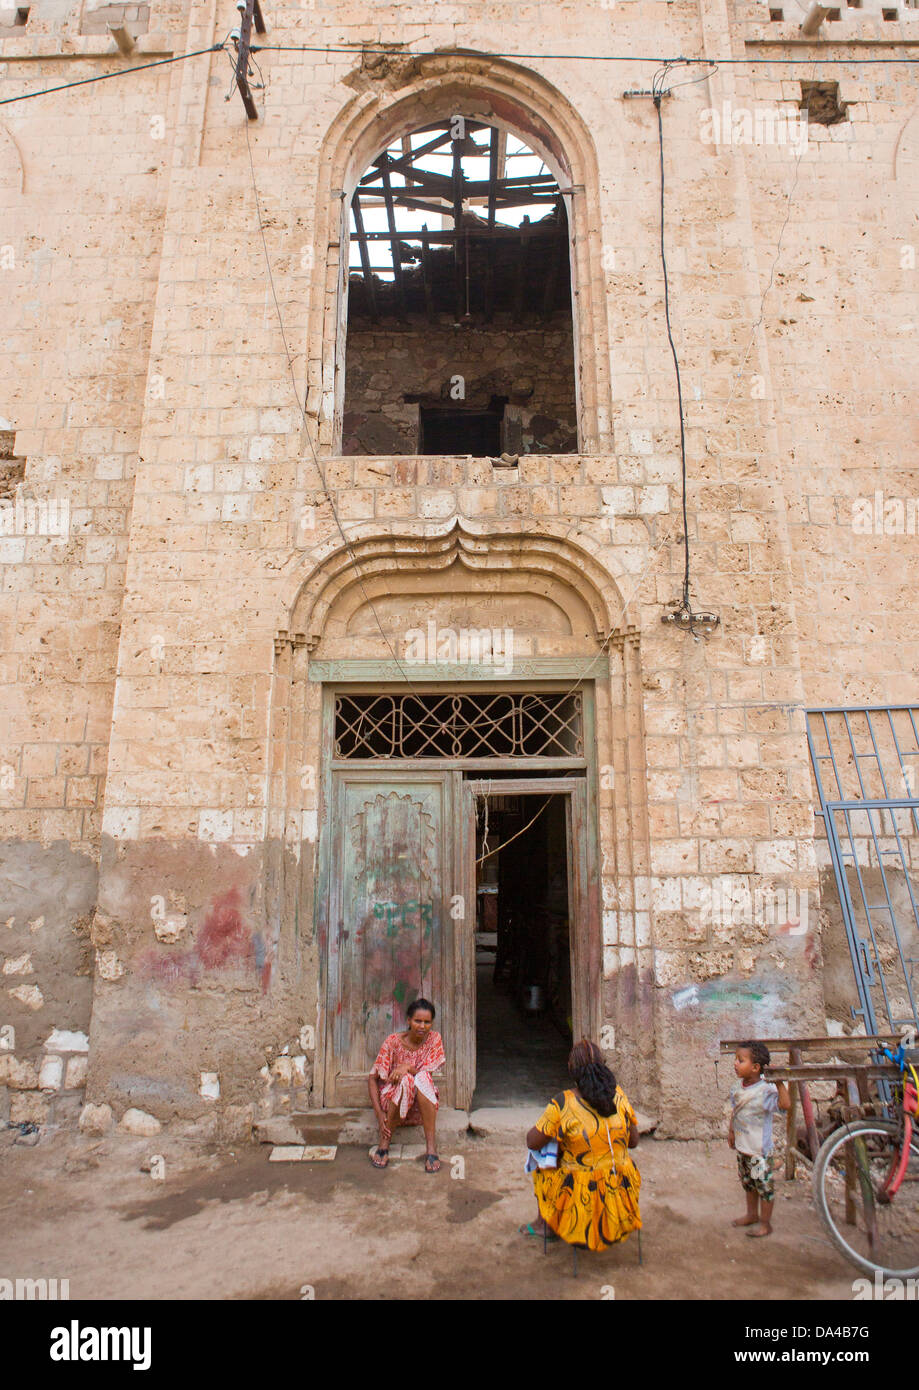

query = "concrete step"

[
  {"left": 468, "top": 1104, "right": 658, "bottom": 1139},
  {"left": 255, "top": 1107, "right": 471, "bottom": 1148},
  {"left": 254, "top": 1104, "right": 659, "bottom": 1148}
]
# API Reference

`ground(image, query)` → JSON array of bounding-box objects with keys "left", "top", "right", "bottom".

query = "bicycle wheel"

[{"left": 813, "top": 1119, "right": 919, "bottom": 1279}]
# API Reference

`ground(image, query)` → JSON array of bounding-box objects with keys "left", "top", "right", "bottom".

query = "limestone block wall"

[
  {"left": 1, "top": 0, "right": 916, "bottom": 1133},
  {"left": 731, "top": 20, "right": 919, "bottom": 707},
  {"left": 732, "top": 3, "right": 919, "bottom": 1003},
  {"left": 0, "top": 0, "right": 182, "bottom": 1124},
  {"left": 85, "top": 447, "right": 820, "bottom": 1134}
]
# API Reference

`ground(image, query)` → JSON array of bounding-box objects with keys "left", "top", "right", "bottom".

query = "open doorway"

[{"left": 472, "top": 790, "right": 572, "bottom": 1107}]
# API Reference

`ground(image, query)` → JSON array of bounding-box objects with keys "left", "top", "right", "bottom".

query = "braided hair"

[{"left": 569, "top": 1038, "right": 618, "bottom": 1117}]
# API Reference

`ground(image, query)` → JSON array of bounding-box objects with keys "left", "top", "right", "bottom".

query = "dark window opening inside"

[
  {"left": 419, "top": 406, "right": 503, "bottom": 457},
  {"left": 343, "top": 120, "right": 578, "bottom": 458}
]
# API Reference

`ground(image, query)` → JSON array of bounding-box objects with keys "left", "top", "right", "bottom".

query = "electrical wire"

[
  {"left": 250, "top": 43, "right": 919, "bottom": 66},
  {"left": 0, "top": 40, "right": 914, "bottom": 111},
  {"left": 653, "top": 68, "right": 691, "bottom": 621},
  {"left": 0, "top": 45, "right": 221, "bottom": 106},
  {"left": 243, "top": 120, "right": 461, "bottom": 729},
  {"left": 476, "top": 796, "right": 552, "bottom": 866}
]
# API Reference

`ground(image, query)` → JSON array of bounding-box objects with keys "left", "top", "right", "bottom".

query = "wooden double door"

[{"left": 320, "top": 769, "right": 597, "bottom": 1109}]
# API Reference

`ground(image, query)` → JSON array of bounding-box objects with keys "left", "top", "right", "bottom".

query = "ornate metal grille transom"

[{"left": 334, "top": 692, "right": 583, "bottom": 760}]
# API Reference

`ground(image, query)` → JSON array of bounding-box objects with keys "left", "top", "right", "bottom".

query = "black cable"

[
  {"left": 0, "top": 45, "right": 222, "bottom": 107},
  {"left": 652, "top": 80, "right": 691, "bottom": 618},
  {"left": 0, "top": 41, "right": 913, "bottom": 112},
  {"left": 251, "top": 44, "right": 919, "bottom": 65}
]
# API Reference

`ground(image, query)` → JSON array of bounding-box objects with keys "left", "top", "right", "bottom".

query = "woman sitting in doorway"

[
  {"left": 523, "top": 1038, "right": 642, "bottom": 1250},
  {"left": 368, "top": 998, "right": 445, "bottom": 1173}
]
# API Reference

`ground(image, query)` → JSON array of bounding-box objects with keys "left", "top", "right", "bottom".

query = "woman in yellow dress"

[{"left": 524, "top": 1038, "right": 641, "bottom": 1251}]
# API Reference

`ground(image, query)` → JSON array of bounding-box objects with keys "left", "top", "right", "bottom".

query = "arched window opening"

[{"left": 342, "top": 119, "right": 578, "bottom": 457}]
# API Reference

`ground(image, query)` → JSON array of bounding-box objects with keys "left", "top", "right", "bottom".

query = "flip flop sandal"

[
  {"left": 424, "top": 1153, "right": 441, "bottom": 1173},
  {"left": 370, "top": 1147, "right": 389, "bottom": 1169},
  {"left": 518, "top": 1223, "right": 559, "bottom": 1241}
]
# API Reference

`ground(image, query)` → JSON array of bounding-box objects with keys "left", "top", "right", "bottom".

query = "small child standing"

[{"left": 729, "top": 1039, "right": 791, "bottom": 1238}]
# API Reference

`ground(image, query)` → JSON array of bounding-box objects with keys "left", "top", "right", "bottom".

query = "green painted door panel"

[{"left": 325, "top": 772, "right": 451, "bottom": 1106}]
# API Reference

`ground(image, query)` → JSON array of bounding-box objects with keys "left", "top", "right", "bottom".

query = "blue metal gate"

[{"left": 807, "top": 706, "right": 919, "bottom": 1038}]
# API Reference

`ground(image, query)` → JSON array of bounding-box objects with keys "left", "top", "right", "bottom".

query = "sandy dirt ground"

[{"left": 0, "top": 1125, "right": 861, "bottom": 1301}]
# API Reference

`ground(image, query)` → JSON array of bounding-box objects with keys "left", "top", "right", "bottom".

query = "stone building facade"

[{"left": 1, "top": 0, "right": 917, "bottom": 1139}]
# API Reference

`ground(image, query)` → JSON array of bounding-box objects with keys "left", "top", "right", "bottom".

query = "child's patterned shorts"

[{"left": 737, "top": 1151, "right": 774, "bottom": 1201}]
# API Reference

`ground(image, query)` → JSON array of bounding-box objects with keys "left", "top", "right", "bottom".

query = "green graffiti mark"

[{"left": 371, "top": 900, "right": 435, "bottom": 937}]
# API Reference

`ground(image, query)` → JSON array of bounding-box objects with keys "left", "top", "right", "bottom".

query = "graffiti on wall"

[{"left": 139, "top": 887, "right": 269, "bottom": 991}]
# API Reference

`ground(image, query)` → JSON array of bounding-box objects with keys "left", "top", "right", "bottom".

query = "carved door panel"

[{"left": 324, "top": 771, "right": 456, "bottom": 1106}]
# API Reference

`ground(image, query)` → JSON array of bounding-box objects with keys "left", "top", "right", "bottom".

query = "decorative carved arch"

[
  {"left": 281, "top": 519, "right": 634, "bottom": 654},
  {"left": 264, "top": 517, "right": 656, "bottom": 1111},
  {"left": 304, "top": 51, "right": 612, "bottom": 454}
]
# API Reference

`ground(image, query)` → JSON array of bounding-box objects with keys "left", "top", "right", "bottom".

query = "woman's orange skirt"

[{"left": 534, "top": 1158, "right": 642, "bottom": 1252}]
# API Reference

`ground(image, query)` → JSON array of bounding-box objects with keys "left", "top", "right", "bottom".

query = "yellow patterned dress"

[{"left": 533, "top": 1087, "right": 642, "bottom": 1251}]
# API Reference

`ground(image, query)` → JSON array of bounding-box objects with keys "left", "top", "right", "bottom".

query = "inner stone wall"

[{"left": 343, "top": 318, "right": 578, "bottom": 455}]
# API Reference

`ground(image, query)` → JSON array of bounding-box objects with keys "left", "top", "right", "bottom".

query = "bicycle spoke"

[{"left": 816, "top": 1122, "right": 919, "bottom": 1279}]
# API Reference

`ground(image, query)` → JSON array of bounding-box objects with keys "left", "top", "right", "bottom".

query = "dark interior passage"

[{"left": 472, "top": 792, "right": 572, "bottom": 1107}]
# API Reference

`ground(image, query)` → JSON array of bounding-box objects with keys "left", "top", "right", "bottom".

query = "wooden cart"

[{"left": 719, "top": 1035, "right": 904, "bottom": 1179}]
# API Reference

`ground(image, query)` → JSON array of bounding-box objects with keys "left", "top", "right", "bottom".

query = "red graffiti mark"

[
  {"left": 197, "top": 887, "right": 253, "bottom": 969},
  {"left": 138, "top": 948, "right": 200, "bottom": 986},
  {"left": 137, "top": 886, "right": 265, "bottom": 989},
  {"left": 804, "top": 935, "right": 818, "bottom": 972}
]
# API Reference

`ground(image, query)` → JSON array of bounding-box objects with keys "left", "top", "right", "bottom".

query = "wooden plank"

[
  {"left": 457, "top": 774, "right": 476, "bottom": 1108},
  {"left": 378, "top": 159, "right": 406, "bottom": 319},
  {"left": 351, "top": 229, "right": 457, "bottom": 244},
  {"left": 514, "top": 216, "right": 530, "bottom": 319},
  {"left": 452, "top": 135, "right": 464, "bottom": 321},
  {"left": 464, "top": 776, "right": 584, "bottom": 795},
  {"left": 541, "top": 196, "right": 567, "bottom": 318},
  {"left": 785, "top": 1081, "right": 797, "bottom": 1180},
  {"left": 350, "top": 193, "right": 377, "bottom": 323},
  {"left": 791, "top": 1045, "right": 821, "bottom": 1162},
  {"left": 360, "top": 173, "right": 558, "bottom": 199},
  {"left": 720, "top": 1035, "right": 902, "bottom": 1053},
  {"left": 363, "top": 129, "right": 457, "bottom": 181},
  {"left": 308, "top": 656, "right": 610, "bottom": 682},
  {"left": 334, "top": 756, "right": 589, "bottom": 773},
  {"left": 484, "top": 126, "right": 499, "bottom": 323},
  {"left": 762, "top": 1065, "right": 897, "bottom": 1081},
  {"left": 420, "top": 226, "right": 434, "bottom": 324},
  {"left": 380, "top": 196, "right": 454, "bottom": 220}
]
